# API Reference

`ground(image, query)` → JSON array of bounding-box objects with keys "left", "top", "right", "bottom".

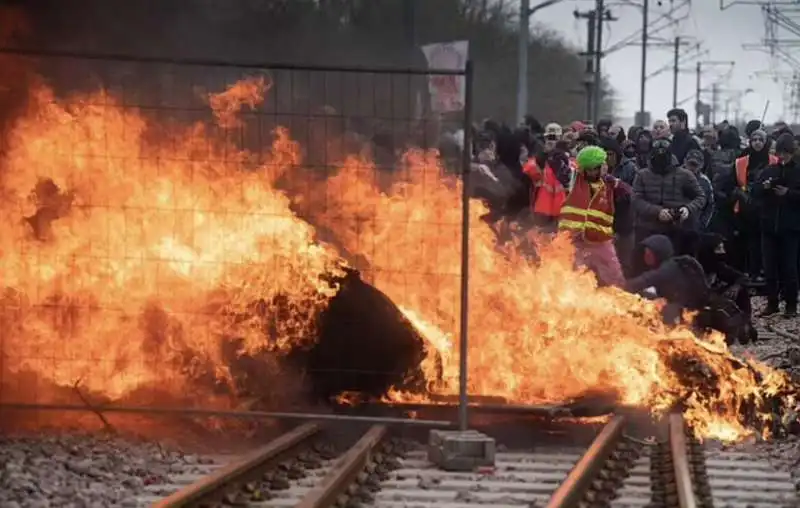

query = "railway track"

[{"left": 147, "top": 415, "right": 799, "bottom": 508}]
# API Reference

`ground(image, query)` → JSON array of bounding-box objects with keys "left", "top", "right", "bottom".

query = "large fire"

[{"left": 0, "top": 75, "right": 794, "bottom": 442}]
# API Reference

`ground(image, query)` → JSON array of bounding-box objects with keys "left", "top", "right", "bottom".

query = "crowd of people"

[{"left": 466, "top": 108, "right": 800, "bottom": 344}]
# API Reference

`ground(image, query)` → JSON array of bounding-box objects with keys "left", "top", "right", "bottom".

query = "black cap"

[{"left": 745, "top": 120, "right": 762, "bottom": 137}]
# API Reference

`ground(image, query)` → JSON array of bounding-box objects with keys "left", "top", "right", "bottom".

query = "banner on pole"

[{"left": 420, "top": 40, "right": 469, "bottom": 113}]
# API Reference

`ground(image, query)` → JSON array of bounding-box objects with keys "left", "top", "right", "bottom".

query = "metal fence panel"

[{"left": 0, "top": 49, "right": 472, "bottom": 425}]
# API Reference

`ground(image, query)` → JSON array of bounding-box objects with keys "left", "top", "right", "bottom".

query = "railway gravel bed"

[
  {"left": 0, "top": 433, "right": 225, "bottom": 507},
  {"left": 366, "top": 447, "right": 586, "bottom": 508},
  {"left": 3, "top": 412, "right": 800, "bottom": 507}
]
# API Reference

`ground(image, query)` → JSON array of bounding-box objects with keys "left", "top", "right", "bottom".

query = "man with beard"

[
  {"left": 667, "top": 108, "right": 701, "bottom": 165},
  {"left": 632, "top": 138, "right": 706, "bottom": 256},
  {"left": 752, "top": 133, "right": 800, "bottom": 317},
  {"left": 733, "top": 129, "right": 778, "bottom": 281},
  {"left": 559, "top": 146, "right": 629, "bottom": 287}
]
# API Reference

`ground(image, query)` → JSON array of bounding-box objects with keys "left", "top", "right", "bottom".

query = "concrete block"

[{"left": 427, "top": 429, "right": 496, "bottom": 471}]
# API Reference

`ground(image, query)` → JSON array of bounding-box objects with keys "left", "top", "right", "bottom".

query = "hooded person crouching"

[
  {"left": 559, "top": 146, "right": 630, "bottom": 287},
  {"left": 626, "top": 234, "right": 710, "bottom": 326}
]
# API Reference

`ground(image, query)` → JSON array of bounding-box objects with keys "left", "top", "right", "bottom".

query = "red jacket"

[{"left": 523, "top": 159, "right": 566, "bottom": 218}]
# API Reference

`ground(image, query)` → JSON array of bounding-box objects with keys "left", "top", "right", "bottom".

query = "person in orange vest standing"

[
  {"left": 733, "top": 129, "right": 778, "bottom": 280},
  {"left": 523, "top": 149, "right": 569, "bottom": 232},
  {"left": 559, "top": 146, "right": 630, "bottom": 287}
]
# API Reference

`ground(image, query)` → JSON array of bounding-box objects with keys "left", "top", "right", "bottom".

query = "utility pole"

[
  {"left": 517, "top": 0, "right": 566, "bottom": 123},
  {"left": 712, "top": 83, "right": 719, "bottom": 125},
  {"left": 576, "top": 4, "right": 615, "bottom": 124},
  {"left": 672, "top": 36, "right": 680, "bottom": 108},
  {"left": 695, "top": 61, "right": 702, "bottom": 128},
  {"left": 575, "top": 8, "right": 597, "bottom": 122},
  {"left": 517, "top": 0, "right": 530, "bottom": 124},
  {"left": 593, "top": 0, "right": 605, "bottom": 123},
  {"left": 638, "top": 0, "right": 649, "bottom": 126}
]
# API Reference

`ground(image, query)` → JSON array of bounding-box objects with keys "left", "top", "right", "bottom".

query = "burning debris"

[{"left": 0, "top": 77, "right": 798, "bottom": 444}]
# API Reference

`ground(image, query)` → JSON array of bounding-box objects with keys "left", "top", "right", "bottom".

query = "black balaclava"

[{"left": 649, "top": 138, "right": 672, "bottom": 174}]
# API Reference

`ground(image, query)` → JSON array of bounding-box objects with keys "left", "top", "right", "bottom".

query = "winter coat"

[
  {"left": 611, "top": 158, "right": 638, "bottom": 235},
  {"left": 694, "top": 171, "right": 715, "bottom": 229},
  {"left": 670, "top": 129, "right": 701, "bottom": 165},
  {"left": 632, "top": 164, "right": 706, "bottom": 234},
  {"left": 751, "top": 156, "right": 800, "bottom": 234},
  {"left": 625, "top": 234, "right": 709, "bottom": 310}
]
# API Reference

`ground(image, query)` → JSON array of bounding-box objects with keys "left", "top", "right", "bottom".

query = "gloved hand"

[
  {"left": 678, "top": 207, "right": 690, "bottom": 221},
  {"left": 658, "top": 209, "right": 673, "bottom": 222}
]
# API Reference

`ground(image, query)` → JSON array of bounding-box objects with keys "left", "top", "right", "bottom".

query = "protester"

[
  {"left": 543, "top": 123, "right": 562, "bottom": 152},
  {"left": 684, "top": 149, "right": 714, "bottom": 230},
  {"left": 652, "top": 119, "right": 670, "bottom": 140},
  {"left": 632, "top": 138, "right": 706, "bottom": 255},
  {"left": 559, "top": 146, "right": 629, "bottom": 287},
  {"left": 732, "top": 129, "right": 777, "bottom": 279},
  {"left": 596, "top": 119, "right": 612, "bottom": 137},
  {"left": 667, "top": 108, "right": 701, "bottom": 165},
  {"left": 688, "top": 232, "right": 758, "bottom": 344},
  {"left": 751, "top": 133, "right": 800, "bottom": 317},
  {"left": 626, "top": 234, "right": 708, "bottom": 324},
  {"left": 608, "top": 124, "right": 626, "bottom": 144},
  {"left": 634, "top": 129, "right": 653, "bottom": 170},
  {"left": 523, "top": 149, "right": 569, "bottom": 232}
]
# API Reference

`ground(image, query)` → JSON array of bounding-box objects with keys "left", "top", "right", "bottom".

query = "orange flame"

[
  {"left": 0, "top": 83, "right": 343, "bottom": 400},
  {"left": 0, "top": 77, "right": 793, "bottom": 442}
]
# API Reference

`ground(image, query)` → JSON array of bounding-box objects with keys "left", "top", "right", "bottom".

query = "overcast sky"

[{"left": 528, "top": 0, "right": 792, "bottom": 125}]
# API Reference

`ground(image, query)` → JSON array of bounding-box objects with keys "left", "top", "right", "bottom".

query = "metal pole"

[
  {"left": 672, "top": 36, "right": 680, "bottom": 108},
  {"left": 458, "top": 60, "right": 474, "bottom": 432},
  {"left": 585, "top": 11, "right": 596, "bottom": 122},
  {"left": 695, "top": 61, "right": 702, "bottom": 128},
  {"left": 712, "top": 83, "right": 719, "bottom": 125},
  {"left": 0, "top": 403, "right": 454, "bottom": 427},
  {"left": 517, "top": 0, "right": 530, "bottom": 123},
  {"left": 593, "top": 0, "right": 604, "bottom": 123},
  {"left": 639, "top": 0, "right": 648, "bottom": 118}
]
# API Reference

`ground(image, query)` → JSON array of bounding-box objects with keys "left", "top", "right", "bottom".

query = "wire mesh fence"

[{"left": 0, "top": 48, "right": 472, "bottom": 422}]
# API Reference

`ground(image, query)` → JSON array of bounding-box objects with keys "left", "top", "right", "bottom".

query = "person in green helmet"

[{"left": 559, "top": 145, "right": 631, "bottom": 287}]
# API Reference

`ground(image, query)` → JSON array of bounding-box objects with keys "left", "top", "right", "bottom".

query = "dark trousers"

[{"left": 762, "top": 231, "right": 800, "bottom": 308}]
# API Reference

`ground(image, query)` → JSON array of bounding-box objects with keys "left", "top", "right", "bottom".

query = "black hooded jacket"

[
  {"left": 670, "top": 129, "right": 701, "bottom": 165},
  {"left": 626, "top": 234, "right": 709, "bottom": 309},
  {"left": 752, "top": 155, "right": 800, "bottom": 234}
]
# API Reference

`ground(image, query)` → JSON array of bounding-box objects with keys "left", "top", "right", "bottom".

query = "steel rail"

[
  {"left": 669, "top": 413, "right": 698, "bottom": 508},
  {"left": 153, "top": 422, "right": 321, "bottom": 507},
  {"left": 545, "top": 415, "right": 627, "bottom": 508},
  {"left": 0, "top": 402, "right": 452, "bottom": 427},
  {"left": 295, "top": 424, "right": 388, "bottom": 508}
]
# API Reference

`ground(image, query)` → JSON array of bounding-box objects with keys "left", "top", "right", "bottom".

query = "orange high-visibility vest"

[
  {"left": 734, "top": 154, "right": 779, "bottom": 213},
  {"left": 559, "top": 173, "right": 616, "bottom": 242},
  {"left": 523, "top": 159, "right": 566, "bottom": 217}
]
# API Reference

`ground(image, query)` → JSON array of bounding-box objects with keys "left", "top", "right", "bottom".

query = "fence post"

[{"left": 458, "top": 60, "right": 474, "bottom": 432}]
